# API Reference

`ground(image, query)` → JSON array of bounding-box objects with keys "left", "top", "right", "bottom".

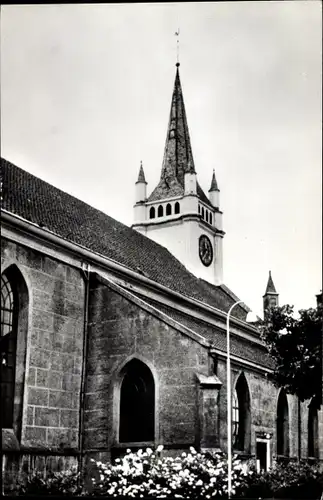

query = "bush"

[
  {"left": 242, "top": 459, "right": 323, "bottom": 499},
  {"left": 89, "top": 446, "right": 252, "bottom": 498},
  {"left": 15, "top": 464, "right": 83, "bottom": 496}
]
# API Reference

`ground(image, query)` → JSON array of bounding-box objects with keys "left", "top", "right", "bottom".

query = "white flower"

[{"left": 156, "top": 444, "right": 164, "bottom": 452}]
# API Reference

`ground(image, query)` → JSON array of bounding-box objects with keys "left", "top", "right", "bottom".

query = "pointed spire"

[
  {"left": 136, "top": 161, "right": 147, "bottom": 184},
  {"left": 209, "top": 169, "right": 219, "bottom": 192},
  {"left": 265, "top": 270, "right": 277, "bottom": 294}
]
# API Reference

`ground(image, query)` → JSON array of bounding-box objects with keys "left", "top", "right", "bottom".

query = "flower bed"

[{"left": 13, "top": 446, "right": 323, "bottom": 499}]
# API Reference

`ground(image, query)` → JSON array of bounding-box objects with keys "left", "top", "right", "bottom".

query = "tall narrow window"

[
  {"left": 209, "top": 214, "right": 213, "bottom": 225},
  {"left": 233, "top": 373, "right": 251, "bottom": 453},
  {"left": 149, "top": 207, "right": 155, "bottom": 219},
  {"left": 205, "top": 211, "right": 209, "bottom": 223},
  {"left": 157, "top": 205, "right": 163, "bottom": 217},
  {"left": 1, "top": 273, "right": 18, "bottom": 428},
  {"left": 166, "top": 203, "right": 172, "bottom": 216},
  {"left": 174, "top": 202, "right": 180, "bottom": 214},
  {"left": 119, "top": 359, "right": 155, "bottom": 443},
  {"left": 201, "top": 207, "right": 205, "bottom": 220},
  {"left": 1, "top": 265, "right": 28, "bottom": 437},
  {"left": 232, "top": 390, "right": 239, "bottom": 443},
  {"left": 277, "top": 390, "right": 289, "bottom": 456},
  {"left": 308, "top": 399, "right": 319, "bottom": 458}
]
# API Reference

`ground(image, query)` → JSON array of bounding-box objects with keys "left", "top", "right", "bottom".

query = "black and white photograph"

[{"left": 1, "top": 2, "right": 322, "bottom": 498}]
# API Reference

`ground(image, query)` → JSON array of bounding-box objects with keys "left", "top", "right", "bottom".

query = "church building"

[{"left": 1, "top": 62, "right": 322, "bottom": 488}]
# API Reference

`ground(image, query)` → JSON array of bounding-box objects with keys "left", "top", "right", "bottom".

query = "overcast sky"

[{"left": 1, "top": 2, "right": 322, "bottom": 317}]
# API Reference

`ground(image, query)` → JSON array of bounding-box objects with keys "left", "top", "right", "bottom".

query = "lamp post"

[{"left": 227, "top": 301, "right": 257, "bottom": 499}]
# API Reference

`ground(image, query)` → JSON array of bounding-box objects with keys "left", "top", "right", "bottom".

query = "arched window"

[
  {"left": 277, "top": 390, "right": 289, "bottom": 456},
  {"left": 119, "top": 359, "right": 155, "bottom": 443},
  {"left": 1, "top": 266, "right": 28, "bottom": 433},
  {"left": 209, "top": 214, "right": 213, "bottom": 225},
  {"left": 201, "top": 207, "right": 205, "bottom": 220},
  {"left": 198, "top": 205, "right": 201, "bottom": 214},
  {"left": 157, "top": 205, "right": 163, "bottom": 217},
  {"left": 174, "top": 202, "right": 180, "bottom": 214},
  {"left": 232, "top": 390, "right": 239, "bottom": 443},
  {"left": 149, "top": 207, "right": 155, "bottom": 219},
  {"left": 308, "top": 399, "right": 319, "bottom": 458},
  {"left": 166, "top": 203, "right": 172, "bottom": 216},
  {"left": 205, "top": 211, "right": 209, "bottom": 223},
  {"left": 1, "top": 274, "right": 17, "bottom": 428},
  {"left": 233, "top": 373, "right": 251, "bottom": 453}
]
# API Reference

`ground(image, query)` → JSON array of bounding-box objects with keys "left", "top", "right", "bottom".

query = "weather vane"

[{"left": 175, "top": 28, "right": 180, "bottom": 65}]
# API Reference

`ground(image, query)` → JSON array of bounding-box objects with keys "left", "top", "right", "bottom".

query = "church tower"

[
  {"left": 132, "top": 63, "right": 224, "bottom": 285},
  {"left": 263, "top": 270, "right": 279, "bottom": 317}
]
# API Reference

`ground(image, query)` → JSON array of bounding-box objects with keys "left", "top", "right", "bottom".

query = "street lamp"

[{"left": 227, "top": 301, "right": 258, "bottom": 499}]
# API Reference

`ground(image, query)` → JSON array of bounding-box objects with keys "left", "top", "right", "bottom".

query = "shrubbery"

[
  {"left": 15, "top": 464, "right": 83, "bottom": 496},
  {"left": 13, "top": 447, "right": 323, "bottom": 498},
  {"left": 89, "top": 446, "right": 251, "bottom": 498}
]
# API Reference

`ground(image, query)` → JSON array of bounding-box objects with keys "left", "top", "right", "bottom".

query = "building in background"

[{"left": 1, "top": 63, "right": 322, "bottom": 491}]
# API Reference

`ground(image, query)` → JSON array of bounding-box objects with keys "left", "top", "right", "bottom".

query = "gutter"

[{"left": 1, "top": 209, "right": 258, "bottom": 335}]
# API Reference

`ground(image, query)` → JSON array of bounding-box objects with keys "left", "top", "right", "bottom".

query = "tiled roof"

[
  {"left": 2, "top": 157, "right": 248, "bottom": 320},
  {"left": 147, "top": 66, "right": 213, "bottom": 209},
  {"left": 264, "top": 271, "right": 277, "bottom": 294},
  {"left": 123, "top": 291, "right": 273, "bottom": 369}
]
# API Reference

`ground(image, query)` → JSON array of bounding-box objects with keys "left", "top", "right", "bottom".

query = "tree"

[{"left": 260, "top": 301, "right": 322, "bottom": 404}]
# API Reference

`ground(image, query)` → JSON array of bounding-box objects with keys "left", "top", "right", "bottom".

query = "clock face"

[{"left": 199, "top": 235, "right": 213, "bottom": 267}]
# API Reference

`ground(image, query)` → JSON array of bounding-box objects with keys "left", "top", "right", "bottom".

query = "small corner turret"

[
  {"left": 133, "top": 161, "right": 148, "bottom": 224},
  {"left": 263, "top": 270, "right": 279, "bottom": 318},
  {"left": 208, "top": 169, "right": 220, "bottom": 208},
  {"left": 135, "top": 161, "right": 147, "bottom": 203}
]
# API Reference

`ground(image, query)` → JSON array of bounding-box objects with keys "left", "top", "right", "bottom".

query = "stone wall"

[
  {"left": 84, "top": 275, "right": 210, "bottom": 457},
  {"left": 1, "top": 238, "right": 85, "bottom": 450}
]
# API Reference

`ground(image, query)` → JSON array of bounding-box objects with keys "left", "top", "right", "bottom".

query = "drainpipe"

[{"left": 78, "top": 263, "right": 90, "bottom": 477}]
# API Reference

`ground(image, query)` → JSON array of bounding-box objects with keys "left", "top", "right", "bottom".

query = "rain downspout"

[{"left": 78, "top": 263, "right": 90, "bottom": 477}]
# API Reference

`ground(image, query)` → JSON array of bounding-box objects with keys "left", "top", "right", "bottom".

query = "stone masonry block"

[
  {"left": 65, "top": 282, "right": 84, "bottom": 304},
  {"left": 36, "top": 368, "right": 49, "bottom": 387},
  {"left": 27, "top": 367, "right": 36, "bottom": 386},
  {"left": 26, "top": 406, "right": 34, "bottom": 426},
  {"left": 1, "top": 239, "right": 17, "bottom": 261},
  {"left": 60, "top": 409, "right": 78, "bottom": 428},
  {"left": 51, "top": 352, "right": 74, "bottom": 372},
  {"left": 41, "top": 256, "right": 67, "bottom": 280},
  {"left": 16, "top": 245, "right": 42, "bottom": 270},
  {"left": 35, "top": 407, "right": 60, "bottom": 427},
  {"left": 49, "top": 390, "right": 78, "bottom": 410},
  {"left": 47, "top": 428, "right": 78, "bottom": 448},
  {"left": 25, "top": 426, "right": 47, "bottom": 444},
  {"left": 30, "top": 347, "right": 51, "bottom": 370},
  {"left": 62, "top": 373, "right": 80, "bottom": 392},
  {"left": 48, "top": 371, "right": 63, "bottom": 390},
  {"left": 32, "top": 309, "right": 54, "bottom": 333},
  {"left": 28, "top": 387, "right": 49, "bottom": 406}
]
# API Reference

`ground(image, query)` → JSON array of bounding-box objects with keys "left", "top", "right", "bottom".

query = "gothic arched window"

[
  {"left": 205, "top": 211, "right": 209, "bottom": 223},
  {"left": 209, "top": 214, "right": 213, "bottom": 225},
  {"left": 1, "top": 266, "right": 28, "bottom": 435},
  {"left": 157, "top": 205, "right": 163, "bottom": 217},
  {"left": 1, "top": 273, "right": 17, "bottom": 428},
  {"left": 119, "top": 359, "right": 155, "bottom": 443},
  {"left": 166, "top": 203, "right": 172, "bottom": 216},
  {"left": 233, "top": 373, "right": 251, "bottom": 453},
  {"left": 308, "top": 399, "right": 319, "bottom": 458},
  {"left": 149, "top": 207, "right": 155, "bottom": 219},
  {"left": 201, "top": 207, "right": 205, "bottom": 220},
  {"left": 174, "top": 202, "right": 180, "bottom": 214},
  {"left": 277, "top": 390, "right": 289, "bottom": 456}
]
